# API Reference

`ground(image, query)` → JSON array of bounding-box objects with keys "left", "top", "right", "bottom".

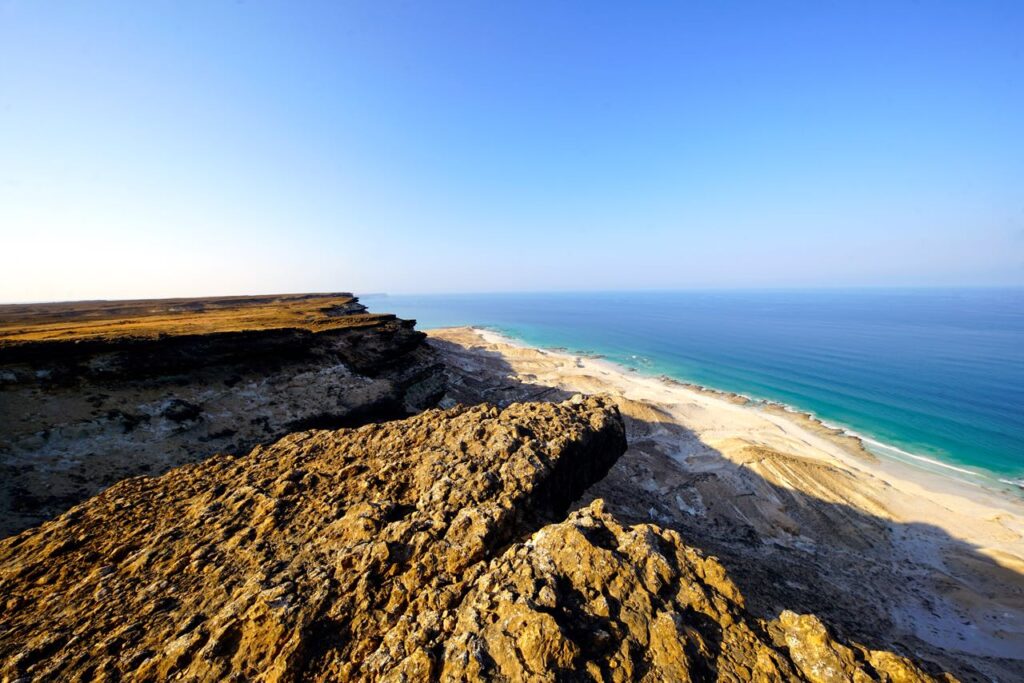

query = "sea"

[{"left": 363, "top": 289, "right": 1024, "bottom": 489}]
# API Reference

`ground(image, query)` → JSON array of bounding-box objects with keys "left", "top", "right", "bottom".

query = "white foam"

[
  {"left": 471, "top": 325, "right": 1021, "bottom": 494},
  {"left": 860, "top": 436, "right": 986, "bottom": 477}
]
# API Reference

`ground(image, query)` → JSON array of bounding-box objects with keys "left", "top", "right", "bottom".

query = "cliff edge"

[
  {"left": 0, "top": 396, "right": 952, "bottom": 681},
  {"left": 0, "top": 397, "right": 626, "bottom": 681},
  {"left": 0, "top": 293, "right": 445, "bottom": 537}
]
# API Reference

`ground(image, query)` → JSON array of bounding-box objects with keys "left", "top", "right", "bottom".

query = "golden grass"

[{"left": 0, "top": 293, "right": 392, "bottom": 346}]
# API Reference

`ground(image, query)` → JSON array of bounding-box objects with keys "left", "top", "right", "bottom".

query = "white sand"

[{"left": 430, "top": 326, "right": 1024, "bottom": 668}]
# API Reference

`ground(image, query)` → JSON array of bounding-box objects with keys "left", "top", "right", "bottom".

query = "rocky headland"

[
  {"left": 0, "top": 293, "right": 444, "bottom": 536},
  {"left": 0, "top": 297, "right": 965, "bottom": 681}
]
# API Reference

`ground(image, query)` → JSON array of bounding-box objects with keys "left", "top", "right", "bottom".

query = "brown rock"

[
  {"left": 440, "top": 500, "right": 955, "bottom": 683},
  {"left": 0, "top": 396, "right": 626, "bottom": 681},
  {"left": 0, "top": 383, "right": 952, "bottom": 681}
]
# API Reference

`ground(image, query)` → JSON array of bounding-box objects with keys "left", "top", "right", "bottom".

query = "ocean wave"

[
  {"left": 726, "top": 397, "right": 998, "bottom": 483},
  {"left": 474, "top": 326, "right": 1023, "bottom": 495},
  {"left": 858, "top": 436, "right": 988, "bottom": 478}
]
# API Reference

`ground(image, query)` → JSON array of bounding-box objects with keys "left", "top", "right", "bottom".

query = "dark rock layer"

[{"left": 0, "top": 294, "right": 445, "bottom": 537}]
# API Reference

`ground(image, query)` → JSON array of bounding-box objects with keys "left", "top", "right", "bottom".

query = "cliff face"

[
  {"left": 0, "top": 299, "right": 957, "bottom": 681},
  {"left": 0, "top": 294, "right": 445, "bottom": 537},
  {"left": 0, "top": 396, "right": 951, "bottom": 682}
]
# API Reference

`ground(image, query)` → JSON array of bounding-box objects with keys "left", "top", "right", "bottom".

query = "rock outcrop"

[
  {"left": 0, "top": 293, "right": 445, "bottom": 536},
  {"left": 0, "top": 396, "right": 627, "bottom": 681},
  {"left": 441, "top": 500, "right": 953, "bottom": 682},
  {"left": 0, "top": 393, "right": 953, "bottom": 681}
]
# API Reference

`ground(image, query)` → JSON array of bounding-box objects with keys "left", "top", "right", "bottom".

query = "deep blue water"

[{"left": 364, "top": 289, "right": 1024, "bottom": 483}]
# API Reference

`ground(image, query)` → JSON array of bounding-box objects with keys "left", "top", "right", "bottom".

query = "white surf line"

[{"left": 467, "top": 325, "right": 1024, "bottom": 496}]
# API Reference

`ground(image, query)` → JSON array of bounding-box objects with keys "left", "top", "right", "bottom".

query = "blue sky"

[{"left": 1, "top": 1, "right": 1022, "bottom": 301}]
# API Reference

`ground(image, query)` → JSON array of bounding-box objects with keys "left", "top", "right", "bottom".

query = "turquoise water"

[{"left": 365, "top": 289, "right": 1024, "bottom": 485}]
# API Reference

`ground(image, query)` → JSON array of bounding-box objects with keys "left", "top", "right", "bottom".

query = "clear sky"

[{"left": 1, "top": 1, "right": 1022, "bottom": 301}]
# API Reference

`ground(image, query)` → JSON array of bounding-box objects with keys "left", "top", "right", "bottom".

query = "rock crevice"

[
  {"left": 0, "top": 396, "right": 627, "bottom": 681},
  {"left": 0, "top": 393, "right": 953, "bottom": 681}
]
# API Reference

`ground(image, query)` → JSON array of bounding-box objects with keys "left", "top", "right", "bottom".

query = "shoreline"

[
  {"left": 428, "top": 325, "right": 1024, "bottom": 671},
  {"left": 467, "top": 324, "right": 1023, "bottom": 500},
  {"left": 462, "top": 324, "right": 1024, "bottom": 534}
]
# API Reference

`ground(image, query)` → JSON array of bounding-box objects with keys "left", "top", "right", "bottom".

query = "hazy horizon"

[
  {"left": 2, "top": 1, "right": 1023, "bottom": 302},
  {"left": 5, "top": 284, "right": 1024, "bottom": 308}
]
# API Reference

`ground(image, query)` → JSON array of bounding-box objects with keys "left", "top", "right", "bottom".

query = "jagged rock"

[
  {"left": 427, "top": 328, "right": 998, "bottom": 681},
  {"left": 440, "top": 499, "right": 955, "bottom": 683},
  {"left": 0, "top": 293, "right": 446, "bottom": 536},
  {"left": 0, "top": 396, "right": 627, "bottom": 681},
  {"left": 0, "top": 390, "right": 953, "bottom": 682}
]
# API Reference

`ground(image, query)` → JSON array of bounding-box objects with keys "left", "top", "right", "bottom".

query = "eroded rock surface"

[
  {"left": 441, "top": 500, "right": 953, "bottom": 682},
  {"left": 0, "top": 293, "right": 445, "bottom": 536},
  {"left": 0, "top": 391, "right": 954, "bottom": 681},
  {"left": 0, "top": 396, "right": 626, "bottom": 681}
]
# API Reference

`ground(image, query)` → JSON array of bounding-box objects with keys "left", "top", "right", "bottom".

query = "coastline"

[
  {"left": 0, "top": 298, "right": 979, "bottom": 681},
  {"left": 428, "top": 325, "right": 1024, "bottom": 675},
  {"left": 475, "top": 324, "right": 1023, "bottom": 497},
  {"left": 472, "top": 325, "right": 1024, "bottom": 516},
  {"left": 663, "top": 371, "right": 1024, "bottom": 495}
]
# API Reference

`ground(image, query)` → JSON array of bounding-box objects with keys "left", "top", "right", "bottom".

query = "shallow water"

[{"left": 366, "top": 289, "right": 1024, "bottom": 483}]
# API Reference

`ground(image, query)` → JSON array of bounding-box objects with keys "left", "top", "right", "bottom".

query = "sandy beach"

[{"left": 429, "top": 326, "right": 1024, "bottom": 681}]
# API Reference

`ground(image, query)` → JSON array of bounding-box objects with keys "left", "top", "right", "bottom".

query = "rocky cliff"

[
  {"left": 0, "top": 396, "right": 952, "bottom": 681},
  {"left": 0, "top": 397, "right": 626, "bottom": 681},
  {"left": 0, "top": 294, "right": 445, "bottom": 537}
]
